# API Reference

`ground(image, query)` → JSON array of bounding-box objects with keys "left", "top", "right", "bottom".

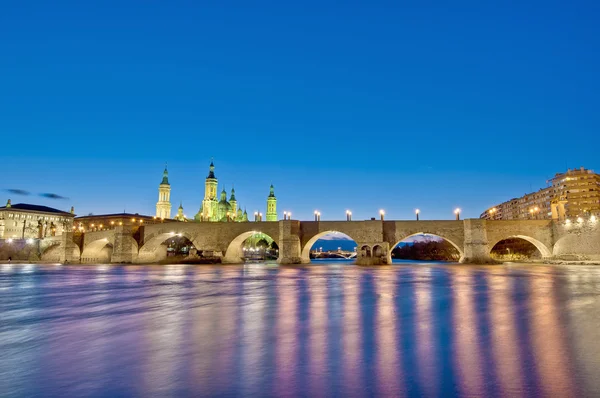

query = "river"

[{"left": 1, "top": 260, "right": 599, "bottom": 397}]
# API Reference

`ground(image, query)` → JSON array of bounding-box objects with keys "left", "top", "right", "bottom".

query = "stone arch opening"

[
  {"left": 490, "top": 235, "right": 552, "bottom": 261},
  {"left": 390, "top": 233, "right": 463, "bottom": 262},
  {"left": 223, "top": 231, "right": 279, "bottom": 264},
  {"left": 81, "top": 238, "right": 113, "bottom": 264},
  {"left": 372, "top": 244, "right": 386, "bottom": 262},
  {"left": 40, "top": 242, "right": 62, "bottom": 262},
  {"left": 301, "top": 231, "right": 358, "bottom": 263},
  {"left": 360, "top": 245, "right": 372, "bottom": 258},
  {"left": 138, "top": 231, "right": 195, "bottom": 263}
]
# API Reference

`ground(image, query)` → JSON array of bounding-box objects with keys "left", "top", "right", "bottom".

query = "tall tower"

[
  {"left": 174, "top": 202, "right": 186, "bottom": 221},
  {"left": 266, "top": 184, "right": 277, "bottom": 221},
  {"left": 229, "top": 187, "right": 238, "bottom": 218},
  {"left": 201, "top": 160, "right": 219, "bottom": 221},
  {"left": 156, "top": 166, "right": 172, "bottom": 219}
]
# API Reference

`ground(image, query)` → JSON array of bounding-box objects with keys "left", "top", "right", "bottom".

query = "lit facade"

[
  {"left": 0, "top": 200, "right": 75, "bottom": 239},
  {"left": 481, "top": 167, "right": 600, "bottom": 220},
  {"left": 74, "top": 213, "right": 163, "bottom": 233},
  {"left": 155, "top": 166, "right": 172, "bottom": 219}
]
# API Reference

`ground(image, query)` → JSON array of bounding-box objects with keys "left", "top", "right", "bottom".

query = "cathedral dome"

[{"left": 218, "top": 199, "right": 232, "bottom": 214}]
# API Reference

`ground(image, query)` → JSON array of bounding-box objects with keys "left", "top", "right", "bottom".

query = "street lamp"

[
  {"left": 380, "top": 209, "right": 385, "bottom": 221},
  {"left": 415, "top": 209, "right": 420, "bottom": 221},
  {"left": 346, "top": 210, "right": 352, "bottom": 221},
  {"left": 454, "top": 208, "right": 461, "bottom": 221},
  {"left": 283, "top": 211, "right": 287, "bottom": 221},
  {"left": 314, "top": 211, "right": 321, "bottom": 222},
  {"left": 489, "top": 207, "right": 497, "bottom": 220},
  {"left": 286, "top": 212, "right": 291, "bottom": 220},
  {"left": 254, "top": 211, "right": 258, "bottom": 222},
  {"left": 259, "top": 212, "right": 263, "bottom": 221}
]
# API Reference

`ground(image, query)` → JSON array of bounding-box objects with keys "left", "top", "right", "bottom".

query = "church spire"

[
  {"left": 161, "top": 164, "right": 169, "bottom": 185},
  {"left": 207, "top": 159, "right": 216, "bottom": 179}
]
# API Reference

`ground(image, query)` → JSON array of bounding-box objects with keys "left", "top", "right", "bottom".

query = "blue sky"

[{"left": 1, "top": 1, "right": 599, "bottom": 220}]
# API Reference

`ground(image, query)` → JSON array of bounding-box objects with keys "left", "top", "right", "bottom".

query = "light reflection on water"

[{"left": 1, "top": 261, "right": 600, "bottom": 397}]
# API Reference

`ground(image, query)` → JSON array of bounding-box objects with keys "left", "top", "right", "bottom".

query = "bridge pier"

[
  {"left": 355, "top": 242, "right": 391, "bottom": 265},
  {"left": 111, "top": 225, "right": 138, "bottom": 263},
  {"left": 59, "top": 231, "right": 80, "bottom": 263},
  {"left": 461, "top": 219, "right": 496, "bottom": 264},
  {"left": 277, "top": 220, "right": 303, "bottom": 264}
]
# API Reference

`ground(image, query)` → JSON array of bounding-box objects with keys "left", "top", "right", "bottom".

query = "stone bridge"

[{"left": 42, "top": 218, "right": 600, "bottom": 264}]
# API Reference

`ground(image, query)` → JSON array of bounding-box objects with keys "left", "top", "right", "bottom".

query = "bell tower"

[
  {"left": 156, "top": 165, "right": 172, "bottom": 219},
  {"left": 200, "top": 160, "right": 219, "bottom": 221},
  {"left": 266, "top": 184, "right": 277, "bottom": 222}
]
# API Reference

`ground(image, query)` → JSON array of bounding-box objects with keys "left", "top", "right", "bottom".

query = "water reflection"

[{"left": 0, "top": 262, "right": 599, "bottom": 397}]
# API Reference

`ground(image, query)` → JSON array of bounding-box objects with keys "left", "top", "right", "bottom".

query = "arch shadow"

[
  {"left": 81, "top": 238, "right": 113, "bottom": 263},
  {"left": 223, "top": 231, "right": 279, "bottom": 264},
  {"left": 138, "top": 231, "right": 195, "bottom": 263},
  {"left": 390, "top": 232, "right": 464, "bottom": 262},
  {"left": 489, "top": 234, "right": 552, "bottom": 259}
]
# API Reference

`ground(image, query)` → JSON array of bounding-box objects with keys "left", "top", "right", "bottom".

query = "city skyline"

[
  {"left": 2, "top": 2, "right": 599, "bottom": 220},
  {"left": 4, "top": 160, "right": 597, "bottom": 221}
]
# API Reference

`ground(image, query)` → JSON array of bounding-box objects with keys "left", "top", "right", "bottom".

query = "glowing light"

[
  {"left": 591, "top": 215, "right": 597, "bottom": 223},
  {"left": 91, "top": 223, "right": 95, "bottom": 227},
  {"left": 7, "top": 238, "right": 13, "bottom": 243},
  {"left": 565, "top": 219, "right": 571, "bottom": 224},
  {"left": 416, "top": 209, "right": 420, "bottom": 214},
  {"left": 346, "top": 210, "right": 352, "bottom": 215},
  {"left": 139, "top": 220, "right": 143, "bottom": 223},
  {"left": 577, "top": 217, "right": 583, "bottom": 223},
  {"left": 131, "top": 218, "right": 136, "bottom": 222},
  {"left": 380, "top": 209, "right": 385, "bottom": 215},
  {"left": 110, "top": 221, "right": 115, "bottom": 225},
  {"left": 26, "top": 239, "right": 34, "bottom": 244},
  {"left": 454, "top": 208, "right": 461, "bottom": 214}
]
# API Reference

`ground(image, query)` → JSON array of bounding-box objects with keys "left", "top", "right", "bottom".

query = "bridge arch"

[
  {"left": 389, "top": 233, "right": 464, "bottom": 262},
  {"left": 300, "top": 230, "right": 358, "bottom": 263},
  {"left": 81, "top": 238, "right": 113, "bottom": 263},
  {"left": 40, "top": 240, "right": 63, "bottom": 262},
  {"left": 138, "top": 231, "right": 196, "bottom": 263},
  {"left": 489, "top": 235, "right": 552, "bottom": 259},
  {"left": 223, "top": 230, "right": 279, "bottom": 264}
]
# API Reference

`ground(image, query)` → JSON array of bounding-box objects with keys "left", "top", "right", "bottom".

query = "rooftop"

[
  {"left": 75, "top": 212, "right": 158, "bottom": 220},
  {"left": 0, "top": 203, "right": 74, "bottom": 216}
]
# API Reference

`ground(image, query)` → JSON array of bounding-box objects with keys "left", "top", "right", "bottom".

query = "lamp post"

[
  {"left": 314, "top": 211, "right": 321, "bottom": 222},
  {"left": 254, "top": 211, "right": 258, "bottom": 222},
  {"left": 489, "top": 207, "right": 497, "bottom": 220},
  {"left": 454, "top": 208, "right": 461, "bottom": 221},
  {"left": 259, "top": 212, "right": 263, "bottom": 222},
  {"left": 415, "top": 209, "right": 420, "bottom": 221},
  {"left": 286, "top": 212, "right": 291, "bottom": 221},
  {"left": 380, "top": 209, "right": 385, "bottom": 221},
  {"left": 346, "top": 210, "right": 352, "bottom": 221},
  {"left": 283, "top": 211, "right": 287, "bottom": 221}
]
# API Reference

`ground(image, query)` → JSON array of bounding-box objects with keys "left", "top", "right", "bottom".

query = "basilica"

[{"left": 155, "top": 161, "right": 277, "bottom": 222}]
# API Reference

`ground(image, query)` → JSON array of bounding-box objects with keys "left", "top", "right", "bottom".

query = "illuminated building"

[
  {"left": 0, "top": 199, "right": 75, "bottom": 239},
  {"left": 481, "top": 167, "right": 600, "bottom": 220}
]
